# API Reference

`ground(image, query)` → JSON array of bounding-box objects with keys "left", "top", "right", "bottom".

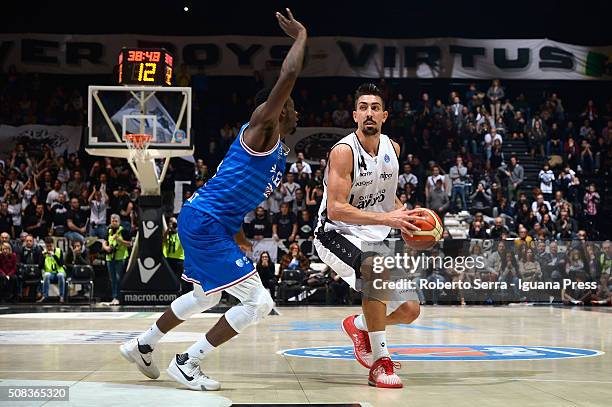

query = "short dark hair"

[
  {"left": 354, "top": 83, "right": 385, "bottom": 109},
  {"left": 44, "top": 236, "right": 54, "bottom": 245},
  {"left": 255, "top": 87, "right": 273, "bottom": 108}
]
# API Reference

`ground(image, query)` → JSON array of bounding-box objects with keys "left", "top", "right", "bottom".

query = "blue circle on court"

[{"left": 280, "top": 344, "right": 603, "bottom": 361}]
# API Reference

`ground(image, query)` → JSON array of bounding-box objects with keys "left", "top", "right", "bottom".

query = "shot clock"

[{"left": 118, "top": 48, "right": 173, "bottom": 86}]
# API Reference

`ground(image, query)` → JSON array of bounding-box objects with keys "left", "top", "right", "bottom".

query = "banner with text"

[
  {"left": 0, "top": 124, "right": 82, "bottom": 158},
  {"left": 0, "top": 34, "right": 610, "bottom": 80}
]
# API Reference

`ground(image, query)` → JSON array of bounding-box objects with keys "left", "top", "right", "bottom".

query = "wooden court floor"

[{"left": 0, "top": 305, "right": 610, "bottom": 406}]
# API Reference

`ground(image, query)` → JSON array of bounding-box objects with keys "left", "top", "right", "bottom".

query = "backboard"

[
  {"left": 86, "top": 85, "right": 193, "bottom": 195},
  {"left": 86, "top": 85, "right": 193, "bottom": 159}
]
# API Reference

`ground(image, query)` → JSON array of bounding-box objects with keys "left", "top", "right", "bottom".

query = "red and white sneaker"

[
  {"left": 341, "top": 315, "right": 373, "bottom": 368},
  {"left": 368, "top": 357, "right": 403, "bottom": 388}
]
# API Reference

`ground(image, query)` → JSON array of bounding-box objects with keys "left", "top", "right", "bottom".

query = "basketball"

[{"left": 402, "top": 208, "right": 444, "bottom": 250}]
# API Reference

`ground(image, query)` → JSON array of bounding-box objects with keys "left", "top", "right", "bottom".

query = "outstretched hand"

[{"left": 275, "top": 8, "right": 306, "bottom": 39}]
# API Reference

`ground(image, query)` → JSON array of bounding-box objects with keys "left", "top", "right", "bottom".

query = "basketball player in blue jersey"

[{"left": 119, "top": 9, "right": 306, "bottom": 390}]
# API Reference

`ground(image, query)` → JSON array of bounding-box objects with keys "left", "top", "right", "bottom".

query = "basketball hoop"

[{"left": 125, "top": 133, "right": 153, "bottom": 161}]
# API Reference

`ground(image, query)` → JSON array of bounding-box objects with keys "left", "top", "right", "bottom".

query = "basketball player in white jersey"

[{"left": 313, "top": 83, "right": 422, "bottom": 388}]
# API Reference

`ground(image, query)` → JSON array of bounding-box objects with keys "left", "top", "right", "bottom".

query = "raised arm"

[{"left": 242, "top": 8, "right": 307, "bottom": 153}]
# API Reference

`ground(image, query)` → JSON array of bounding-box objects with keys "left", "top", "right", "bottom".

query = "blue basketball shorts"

[{"left": 178, "top": 205, "right": 256, "bottom": 295}]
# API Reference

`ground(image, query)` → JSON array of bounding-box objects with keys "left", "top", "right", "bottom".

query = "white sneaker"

[
  {"left": 166, "top": 353, "right": 220, "bottom": 391},
  {"left": 119, "top": 338, "right": 160, "bottom": 379}
]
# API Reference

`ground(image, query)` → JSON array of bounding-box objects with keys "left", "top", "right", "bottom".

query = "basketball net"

[{"left": 125, "top": 133, "right": 153, "bottom": 162}]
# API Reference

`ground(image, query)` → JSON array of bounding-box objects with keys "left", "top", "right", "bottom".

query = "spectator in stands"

[
  {"left": 256, "top": 251, "right": 277, "bottom": 300},
  {"left": 66, "top": 170, "right": 86, "bottom": 198},
  {"left": 65, "top": 197, "right": 87, "bottom": 243},
  {"left": 498, "top": 251, "right": 524, "bottom": 301},
  {"left": 547, "top": 122, "right": 564, "bottom": 156},
  {"left": 273, "top": 202, "right": 297, "bottom": 243},
  {"left": 540, "top": 213, "right": 556, "bottom": 238},
  {"left": 49, "top": 193, "right": 68, "bottom": 237},
  {"left": 425, "top": 164, "right": 444, "bottom": 199},
  {"left": 297, "top": 209, "right": 315, "bottom": 240},
  {"left": 449, "top": 156, "right": 468, "bottom": 212},
  {"left": 305, "top": 184, "right": 324, "bottom": 218},
  {"left": 520, "top": 248, "right": 543, "bottom": 283},
  {"left": 65, "top": 240, "right": 89, "bottom": 266},
  {"left": 88, "top": 186, "right": 108, "bottom": 239},
  {"left": 583, "top": 184, "right": 600, "bottom": 234},
  {"left": 0, "top": 242, "right": 17, "bottom": 301},
  {"left": 426, "top": 178, "right": 450, "bottom": 218},
  {"left": 527, "top": 120, "right": 546, "bottom": 158},
  {"left": 280, "top": 242, "right": 310, "bottom": 273},
  {"left": 19, "top": 234, "right": 42, "bottom": 264},
  {"left": 564, "top": 137, "right": 579, "bottom": 169},
  {"left": 398, "top": 163, "right": 418, "bottom": 194},
  {"left": 281, "top": 173, "right": 299, "bottom": 205},
  {"left": 0, "top": 202, "right": 14, "bottom": 238},
  {"left": 46, "top": 180, "right": 66, "bottom": 207},
  {"left": 503, "top": 156, "right": 524, "bottom": 202},
  {"left": 487, "top": 79, "right": 504, "bottom": 119},
  {"left": 468, "top": 220, "right": 487, "bottom": 239},
  {"left": 531, "top": 194, "right": 552, "bottom": 216},
  {"left": 38, "top": 236, "right": 66, "bottom": 303},
  {"left": 112, "top": 187, "right": 134, "bottom": 233},
  {"left": 162, "top": 217, "right": 188, "bottom": 293},
  {"left": 289, "top": 152, "right": 312, "bottom": 176},
  {"left": 555, "top": 209, "right": 578, "bottom": 240},
  {"left": 565, "top": 249, "right": 584, "bottom": 280},
  {"left": 539, "top": 163, "right": 555, "bottom": 202},
  {"left": 23, "top": 203, "right": 49, "bottom": 239},
  {"left": 248, "top": 206, "right": 272, "bottom": 240},
  {"left": 469, "top": 182, "right": 492, "bottom": 215},
  {"left": 103, "top": 214, "right": 132, "bottom": 305},
  {"left": 293, "top": 188, "right": 307, "bottom": 215},
  {"left": 515, "top": 226, "right": 534, "bottom": 249},
  {"left": 489, "top": 217, "right": 510, "bottom": 239}
]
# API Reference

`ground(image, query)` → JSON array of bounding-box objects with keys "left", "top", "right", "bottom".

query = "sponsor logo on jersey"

[
  {"left": 384, "top": 153, "right": 390, "bottom": 163},
  {"left": 354, "top": 179, "right": 373, "bottom": 187},
  {"left": 359, "top": 171, "right": 373, "bottom": 177},
  {"left": 380, "top": 172, "right": 393, "bottom": 181},
  {"left": 355, "top": 190, "right": 386, "bottom": 209},
  {"left": 280, "top": 344, "right": 604, "bottom": 361}
]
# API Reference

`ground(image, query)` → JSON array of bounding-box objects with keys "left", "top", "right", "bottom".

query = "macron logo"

[
  {"left": 143, "top": 221, "right": 159, "bottom": 239},
  {"left": 138, "top": 257, "right": 161, "bottom": 283}
]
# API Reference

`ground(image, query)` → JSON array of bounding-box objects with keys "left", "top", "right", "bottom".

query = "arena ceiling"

[{"left": 4, "top": 0, "right": 611, "bottom": 45}]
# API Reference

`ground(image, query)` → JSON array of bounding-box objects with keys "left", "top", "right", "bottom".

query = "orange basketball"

[{"left": 401, "top": 208, "right": 444, "bottom": 250}]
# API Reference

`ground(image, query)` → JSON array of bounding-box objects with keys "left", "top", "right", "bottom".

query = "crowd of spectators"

[{"left": 1, "top": 65, "right": 610, "bottom": 305}]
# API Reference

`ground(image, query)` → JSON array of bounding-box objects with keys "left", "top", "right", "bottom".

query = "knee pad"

[
  {"left": 224, "top": 281, "right": 274, "bottom": 333},
  {"left": 171, "top": 285, "right": 221, "bottom": 321}
]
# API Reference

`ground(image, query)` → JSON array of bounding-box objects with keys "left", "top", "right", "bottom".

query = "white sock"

[
  {"left": 368, "top": 331, "right": 390, "bottom": 361},
  {"left": 354, "top": 314, "right": 368, "bottom": 331},
  {"left": 187, "top": 335, "right": 216, "bottom": 360},
  {"left": 137, "top": 323, "right": 164, "bottom": 349}
]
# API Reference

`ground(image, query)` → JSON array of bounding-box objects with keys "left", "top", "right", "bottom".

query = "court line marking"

[
  {"left": 464, "top": 378, "right": 612, "bottom": 384},
  {"left": 277, "top": 344, "right": 605, "bottom": 361}
]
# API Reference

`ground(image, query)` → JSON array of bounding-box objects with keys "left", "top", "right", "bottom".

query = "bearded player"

[
  {"left": 119, "top": 9, "right": 306, "bottom": 390},
  {"left": 313, "top": 83, "right": 422, "bottom": 388}
]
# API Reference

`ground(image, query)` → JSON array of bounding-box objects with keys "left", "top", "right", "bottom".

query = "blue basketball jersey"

[{"left": 185, "top": 123, "right": 286, "bottom": 235}]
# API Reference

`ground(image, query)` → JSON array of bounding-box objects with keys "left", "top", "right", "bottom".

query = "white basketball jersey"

[{"left": 317, "top": 132, "right": 399, "bottom": 241}]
